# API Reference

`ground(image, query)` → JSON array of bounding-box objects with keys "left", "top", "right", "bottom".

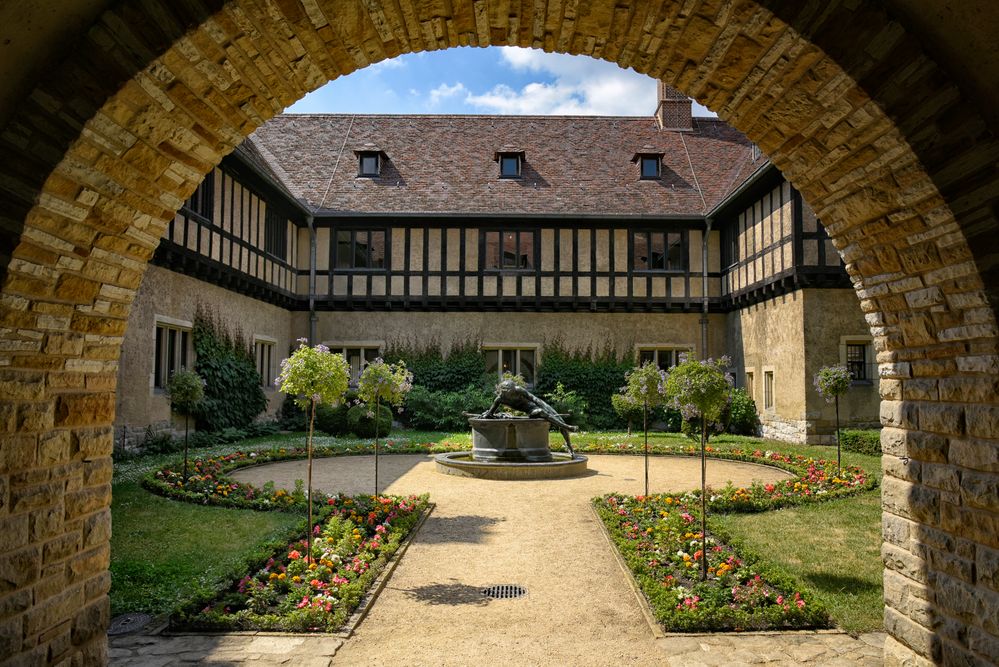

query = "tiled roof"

[{"left": 244, "top": 114, "right": 765, "bottom": 218}]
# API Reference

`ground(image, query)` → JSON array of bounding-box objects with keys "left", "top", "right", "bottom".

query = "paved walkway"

[{"left": 110, "top": 454, "right": 885, "bottom": 666}]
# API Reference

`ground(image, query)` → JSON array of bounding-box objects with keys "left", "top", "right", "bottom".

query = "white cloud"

[
  {"left": 428, "top": 82, "right": 467, "bottom": 107},
  {"left": 367, "top": 57, "right": 407, "bottom": 71},
  {"left": 465, "top": 47, "right": 657, "bottom": 116}
]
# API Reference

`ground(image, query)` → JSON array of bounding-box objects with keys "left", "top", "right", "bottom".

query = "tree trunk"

[
  {"left": 307, "top": 399, "right": 316, "bottom": 565},
  {"left": 182, "top": 413, "right": 190, "bottom": 483},
  {"left": 643, "top": 402, "right": 649, "bottom": 496},
  {"left": 374, "top": 396, "right": 380, "bottom": 495},
  {"left": 700, "top": 415, "right": 708, "bottom": 582},
  {"left": 835, "top": 395, "right": 841, "bottom": 471}
]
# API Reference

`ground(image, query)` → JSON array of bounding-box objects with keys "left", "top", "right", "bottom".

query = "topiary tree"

[
  {"left": 624, "top": 362, "right": 669, "bottom": 496},
  {"left": 814, "top": 365, "right": 853, "bottom": 470},
  {"left": 277, "top": 339, "right": 350, "bottom": 562},
  {"left": 165, "top": 368, "right": 204, "bottom": 482},
  {"left": 663, "top": 356, "right": 733, "bottom": 582},
  {"left": 357, "top": 358, "right": 413, "bottom": 494},
  {"left": 611, "top": 392, "right": 643, "bottom": 436}
]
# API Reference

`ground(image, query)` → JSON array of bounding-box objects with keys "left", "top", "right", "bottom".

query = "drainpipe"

[
  {"left": 700, "top": 218, "right": 713, "bottom": 360},
  {"left": 307, "top": 213, "right": 318, "bottom": 345}
]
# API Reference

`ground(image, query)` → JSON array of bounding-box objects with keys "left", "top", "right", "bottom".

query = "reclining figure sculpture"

[{"left": 479, "top": 380, "right": 579, "bottom": 457}]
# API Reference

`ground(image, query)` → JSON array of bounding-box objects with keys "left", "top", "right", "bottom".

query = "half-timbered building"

[{"left": 115, "top": 86, "right": 878, "bottom": 445}]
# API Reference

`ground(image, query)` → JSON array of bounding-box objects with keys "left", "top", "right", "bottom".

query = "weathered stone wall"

[
  {"left": 114, "top": 265, "right": 295, "bottom": 446},
  {"left": 0, "top": 1, "right": 997, "bottom": 665}
]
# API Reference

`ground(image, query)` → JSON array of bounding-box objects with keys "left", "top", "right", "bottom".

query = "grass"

[
  {"left": 111, "top": 428, "right": 884, "bottom": 630},
  {"left": 110, "top": 482, "right": 301, "bottom": 616}
]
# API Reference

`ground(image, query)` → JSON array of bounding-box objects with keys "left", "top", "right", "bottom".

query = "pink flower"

[
  {"left": 289, "top": 550, "right": 301, "bottom": 560},
  {"left": 776, "top": 595, "right": 784, "bottom": 605}
]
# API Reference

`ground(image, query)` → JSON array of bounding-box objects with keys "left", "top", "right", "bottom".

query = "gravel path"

[{"left": 110, "top": 454, "right": 885, "bottom": 666}]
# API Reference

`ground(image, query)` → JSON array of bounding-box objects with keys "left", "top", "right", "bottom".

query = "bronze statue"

[{"left": 480, "top": 380, "right": 579, "bottom": 456}]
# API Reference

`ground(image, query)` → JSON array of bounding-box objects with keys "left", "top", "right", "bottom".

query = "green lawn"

[
  {"left": 110, "top": 482, "right": 302, "bottom": 616},
  {"left": 111, "top": 429, "right": 884, "bottom": 631}
]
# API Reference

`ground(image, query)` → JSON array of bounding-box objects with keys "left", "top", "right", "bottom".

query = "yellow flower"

[
  {"left": 292, "top": 576, "right": 301, "bottom": 583},
  {"left": 278, "top": 573, "right": 286, "bottom": 580}
]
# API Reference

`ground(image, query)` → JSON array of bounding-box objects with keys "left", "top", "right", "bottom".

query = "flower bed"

[
  {"left": 176, "top": 493, "right": 428, "bottom": 632},
  {"left": 594, "top": 493, "right": 828, "bottom": 631},
  {"left": 144, "top": 439, "right": 873, "bottom": 514}
]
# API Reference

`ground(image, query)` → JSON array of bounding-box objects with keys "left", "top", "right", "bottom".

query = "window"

[
  {"left": 632, "top": 231, "right": 686, "bottom": 271},
  {"left": 763, "top": 370, "right": 774, "bottom": 410},
  {"left": 255, "top": 338, "right": 275, "bottom": 388},
  {"left": 745, "top": 371, "right": 755, "bottom": 401},
  {"left": 637, "top": 347, "right": 688, "bottom": 372},
  {"left": 497, "top": 152, "right": 522, "bottom": 178},
  {"left": 483, "top": 230, "right": 536, "bottom": 270},
  {"left": 154, "top": 321, "right": 192, "bottom": 389},
  {"left": 184, "top": 175, "right": 214, "bottom": 221},
  {"left": 264, "top": 207, "right": 287, "bottom": 260},
  {"left": 484, "top": 347, "right": 536, "bottom": 386},
  {"left": 334, "top": 229, "right": 386, "bottom": 269},
  {"left": 327, "top": 345, "right": 381, "bottom": 384},
  {"left": 640, "top": 156, "right": 661, "bottom": 179},
  {"left": 846, "top": 344, "right": 867, "bottom": 381},
  {"left": 358, "top": 152, "right": 380, "bottom": 177}
]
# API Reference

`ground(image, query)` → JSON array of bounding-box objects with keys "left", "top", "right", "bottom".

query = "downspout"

[
  {"left": 307, "top": 212, "right": 317, "bottom": 345},
  {"left": 700, "top": 218, "right": 713, "bottom": 360}
]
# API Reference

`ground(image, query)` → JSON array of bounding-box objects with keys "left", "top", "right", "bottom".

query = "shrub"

[
  {"left": 727, "top": 388, "right": 760, "bottom": 435},
  {"left": 314, "top": 390, "right": 357, "bottom": 436},
  {"left": 840, "top": 429, "right": 881, "bottom": 455},
  {"left": 279, "top": 394, "right": 305, "bottom": 430},
  {"left": 402, "top": 384, "right": 493, "bottom": 431},
  {"left": 139, "top": 426, "right": 180, "bottom": 455},
  {"left": 382, "top": 338, "right": 486, "bottom": 392},
  {"left": 192, "top": 304, "right": 268, "bottom": 431},
  {"left": 346, "top": 403, "right": 393, "bottom": 438},
  {"left": 544, "top": 382, "right": 589, "bottom": 429},
  {"left": 535, "top": 338, "right": 632, "bottom": 429}
]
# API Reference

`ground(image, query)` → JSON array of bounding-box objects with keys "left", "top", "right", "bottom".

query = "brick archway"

[{"left": 0, "top": 1, "right": 996, "bottom": 664}]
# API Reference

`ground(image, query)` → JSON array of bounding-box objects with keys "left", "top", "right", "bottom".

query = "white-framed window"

[
  {"left": 254, "top": 336, "right": 276, "bottom": 388},
  {"left": 744, "top": 369, "right": 755, "bottom": 401},
  {"left": 635, "top": 346, "right": 691, "bottom": 372},
  {"left": 839, "top": 335, "right": 874, "bottom": 384},
  {"left": 484, "top": 345, "right": 537, "bottom": 386},
  {"left": 153, "top": 316, "right": 193, "bottom": 389},
  {"left": 325, "top": 342, "right": 383, "bottom": 384},
  {"left": 763, "top": 368, "right": 775, "bottom": 411}
]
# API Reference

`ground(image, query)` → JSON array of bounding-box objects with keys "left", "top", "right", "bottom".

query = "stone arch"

[{"left": 0, "top": 1, "right": 996, "bottom": 664}]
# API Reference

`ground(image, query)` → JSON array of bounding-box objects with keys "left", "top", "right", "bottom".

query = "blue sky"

[{"left": 287, "top": 47, "right": 715, "bottom": 117}]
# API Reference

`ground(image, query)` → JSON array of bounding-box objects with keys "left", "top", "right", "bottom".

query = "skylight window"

[
  {"left": 494, "top": 149, "right": 524, "bottom": 179},
  {"left": 358, "top": 152, "right": 380, "bottom": 177},
  {"left": 641, "top": 156, "right": 661, "bottom": 179}
]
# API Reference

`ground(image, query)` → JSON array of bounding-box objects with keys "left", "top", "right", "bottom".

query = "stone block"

[
  {"left": 883, "top": 512, "right": 913, "bottom": 547},
  {"left": 883, "top": 634, "right": 934, "bottom": 666},
  {"left": 63, "top": 485, "right": 110, "bottom": 521},
  {"left": 977, "top": 545, "right": 999, "bottom": 593},
  {"left": 0, "top": 514, "right": 30, "bottom": 551},
  {"left": 965, "top": 405, "right": 999, "bottom": 439},
  {"left": 71, "top": 427, "right": 113, "bottom": 458},
  {"left": 23, "top": 584, "right": 83, "bottom": 638},
  {"left": 43, "top": 531, "right": 81, "bottom": 565},
  {"left": 968, "top": 627, "right": 999, "bottom": 664},
  {"left": 33, "top": 563, "right": 68, "bottom": 603},
  {"left": 68, "top": 545, "right": 108, "bottom": 581},
  {"left": 884, "top": 606, "right": 940, "bottom": 661},
  {"left": 881, "top": 428, "right": 909, "bottom": 456},
  {"left": 881, "top": 378, "right": 903, "bottom": 400},
  {"left": 938, "top": 376, "right": 999, "bottom": 402},
  {"left": 54, "top": 393, "right": 115, "bottom": 428},
  {"left": 11, "top": 482, "right": 62, "bottom": 514},
  {"left": 955, "top": 354, "right": 999, "bottom": 374},
  {"left": 882, "top": 542, "right": 929, "bottom": 583},
  {"left": 941, "top": 502, "right": 999, "bottom": 549},
  {"left": 82, "top": 510, "right": 110, "bottom": 549},
  {"left": 949, "top": 438, "right": 999, "bottom": 473},
  {"left": 920, "top": 463, "right": 959, "bottom": 491},
  {"left": 918, "top": 403, "right": 963, "bottom": 436},
  {"left": 83, "top": 571, "right": 110, "bottom": 602},
  {"left": 931, "top": 572, "right": 980, "bottom": 622},
  {"left": 882, "top": 455, "right": 921, "bottom": 483},
  {"left": 903, "top": 378, "right": 938, "bottom": 401},
  {"left": 54, "top": 275, "right": 101, "bottom": 304},
  {"left": 82, "top": 458, "right": 112, "bottom": 487},
  {"left": 883, "top": 476, "right": 939, "bottom": 523},
  {"left": 0, "top": 546, "right": 41, "bottom": 594},
  {"left": 961, "top": 472, "right": 999, "bottom": 512},
  {"left": 38, "top": 431, "right": 71, "bottom": 466},
  {"left": 910, "top": 359, "right": 955, "bottom": 377},
  {"left": 43, "top": 333, "right": 85, "bottom": 357},
  {"left": 0, "top": 588, "right": 33, "bottom": 618},
  {"left": 0, "top": 615, "right": 23, "bottom": 657},
  {"left": 926, "top": 546, "right": 975, "bottom": 584},
  {"left": 881, "top": 400, "right": 918, "bottom": 429}
]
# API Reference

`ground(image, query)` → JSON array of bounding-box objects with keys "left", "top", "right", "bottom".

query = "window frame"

[
  {"left": 744, "top": 369, "right": 755, "bottom": 402},
  {"left": 153, "top": 316, "right": 193, "bottom": 391},
  {"left": 631, "top": 229, "right": 688, "bottom": 272},
  {"left": 324, "top": 341, "right": 384, "bottom": 385},
  {"left": 839, "top": 335, "right": 874, "bottom": 385},
  {"left": 263, "top": 206, "right": 287, "bottom": 261},
  {"left": 640, "top": 155, "right": 661, "bottom": 180},
  {"left": 497, "top": 152, "right": 523, "bottom": 179},
  {"left": 634, "top": 346, "right": 691, "bottom": 372},
  {"left": 183, "top": 174, "right": 214, "bottom": 221},
  {"left": 763, "top": 367, "right": 775, "bottom": 412},
  {"left": 357, "top": 152, "right": 380, "bottom": 178},
  {"left": 483, "top": 345, "right": 539, "bottom": 387},
  {"left": 481, "top": 228, "right": 538, "bottom": 272},
  {"left": 333, "top": 228, "right": 388, "bottom": 271},
  {"left": 254, "top": 336, "right": 277, "bottom": 389}
]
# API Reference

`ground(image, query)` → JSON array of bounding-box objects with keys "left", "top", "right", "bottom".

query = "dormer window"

[
  {"left": 494, "top": 149, "right": 524, "bottom": 179},
  {"left": 354, "top": 144, "right": 385, "bottom": 177},
  {"left": 633, "top": 151, "right": 664, "bottom": 180}
]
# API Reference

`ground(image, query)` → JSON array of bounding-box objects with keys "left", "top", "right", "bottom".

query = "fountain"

[{"left": 435, "top": 380, "right": 589, "bottom": 480}]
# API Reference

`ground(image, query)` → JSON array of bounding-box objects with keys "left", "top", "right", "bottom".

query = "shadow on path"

[
  {"left": 414, "top": 514, "right": 503, "bottom": 544},
  {"left": 398, "top": 580, "right": 492, "bottom": 607}
]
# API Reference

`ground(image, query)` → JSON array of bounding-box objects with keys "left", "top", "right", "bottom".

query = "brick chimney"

[{"left": 655, "top": 82, "right": 693, "bottom": 131}]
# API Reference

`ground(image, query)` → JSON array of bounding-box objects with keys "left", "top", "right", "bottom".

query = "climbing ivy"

[
  {"left": 535, "top": 338, "right": 633, "bottom": 430},
  {"left": 192, "top": 304, "right": 268, "bottom": 431}
]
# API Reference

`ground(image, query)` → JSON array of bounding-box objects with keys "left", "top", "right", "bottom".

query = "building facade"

[{"left": 115, "top": 89, "right": 878, "bottom": 446}]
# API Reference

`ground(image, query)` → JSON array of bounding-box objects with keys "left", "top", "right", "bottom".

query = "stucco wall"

[
  {"left": 310, "top": 310, "right": 728, "bottom": 363},
  {"left": 726, "top": 290, "right": 807, "bottom": 441},
  {"left": 803, "top": 288, "right": 880, "bottom": 441},
  {"left": 114, "top": 265, "right": 295, "bottom": 445}
]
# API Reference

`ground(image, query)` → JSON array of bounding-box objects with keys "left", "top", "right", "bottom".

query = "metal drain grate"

[
  {"left": 482, "top": 584, "right": 527, "bottom": 599},
  {"left": 108, "top": 613, "right": 152, "bottom": 636}
]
